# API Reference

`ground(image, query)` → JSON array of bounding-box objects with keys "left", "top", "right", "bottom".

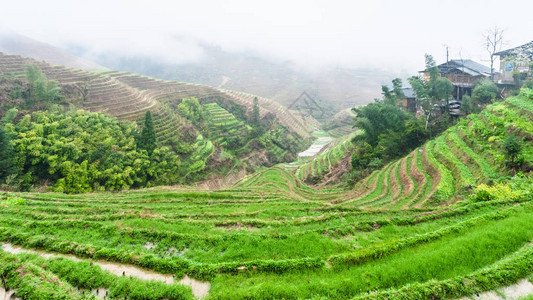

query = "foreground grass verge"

[{"left": 206, "top": 205, "right": 533, "bottom": 299}]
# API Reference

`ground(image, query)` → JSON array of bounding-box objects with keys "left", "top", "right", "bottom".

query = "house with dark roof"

[
  {"left": 401, "top": 87, "right": 417, "bottom": 115},
  {"left": 420, "top": 59, "right": 491, "bottom": 100},
  {"left": 494, "top": 41, "right": 533, "bottom": 84},
  {"left": 436, "top": 59, "right": 492, "bottom": 99}
]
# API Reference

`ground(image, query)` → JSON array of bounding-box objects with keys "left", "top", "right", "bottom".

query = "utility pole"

[{"left": 445, "top": 44, "right": 449, "bottom": 64}]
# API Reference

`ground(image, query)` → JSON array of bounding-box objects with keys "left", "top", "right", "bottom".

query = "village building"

[
  {"left": 417, "top": 59, "right": 491, "bottom": 116},
  {"left": 401, "top": 87, "right": 417, "bottom": 115},
  {"left": 494, "top": 41, "right": 533, "bottom": 85},
  {"left": 434, "top": 59, "right": 492, "bottom": 100}
]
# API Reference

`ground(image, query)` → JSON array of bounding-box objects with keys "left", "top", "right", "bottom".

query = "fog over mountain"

[
  {"left": 0, "top": 31, "right": 106, "bottom": 70},
  {"left": 1, "top": 0, "right": 533, "bottom": 111}
]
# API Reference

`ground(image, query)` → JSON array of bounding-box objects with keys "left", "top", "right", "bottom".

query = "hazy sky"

[{"left": 1, "top": 0, "right": 532, "bottom": 72}]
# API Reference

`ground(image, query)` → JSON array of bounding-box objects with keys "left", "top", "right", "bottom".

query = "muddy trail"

[
  {"left": 1, "top": 243, "right": 210, "bottom": 299},
  {"left": 0, "top": 288, "right": 18, "bottom": 300},
  {"left": 458, "top": 278, "right": 533, "bottom": 300}
]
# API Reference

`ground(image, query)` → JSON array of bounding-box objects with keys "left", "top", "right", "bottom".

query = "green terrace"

[{"left": 203, "top": 102, "right": 250, "bottom": 146}]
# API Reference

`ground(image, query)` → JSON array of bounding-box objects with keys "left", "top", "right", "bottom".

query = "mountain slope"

[
  {"left": 0, "top": 32, "right": 106, "bottom": 71},
  {"left": 0, "top": 92, "right": 531, "bottom": 299},
  {"left": 291, "top": 89, "right": 533, "bottom": 208},
  {"left": 0, "top": 52, "right": 314, "bottom": 182},
  {"left": 72, "top": 43, "right": 394, "bottom": 117}
]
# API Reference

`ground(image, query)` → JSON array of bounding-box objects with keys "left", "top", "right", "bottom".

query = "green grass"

[
  {"left": 1, "top": 94, "right": 533, "bottom": 299},
  {"left": 435, "top": 135, "right": 475, "bottom": 188},
  {"left": 297, "top": 135, "right": 355, "bottom": 181},
  {"left": 207, "top": 204, "right": 533, "bottom": 299},
  {"left": 425, "top": 139, "right": 455, "bottom": 202}
]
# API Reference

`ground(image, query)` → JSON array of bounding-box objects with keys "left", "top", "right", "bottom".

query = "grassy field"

[{"left": 0, "top": 94, "right": 533, "bottom": 299}]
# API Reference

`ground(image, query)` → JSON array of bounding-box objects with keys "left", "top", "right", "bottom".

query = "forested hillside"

[{"left": 0, "top": 53, "right": 314, "bottom": 190}]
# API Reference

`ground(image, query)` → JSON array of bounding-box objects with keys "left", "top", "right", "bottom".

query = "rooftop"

[
  {"left": 402, "top": 87, "right": 415, "bottom": 98},
  {"left": 495, "top": 41, "right": 533, "bottom": 61},
  {"left": 437, "top": 59, "right": 492, "bottom": 77}
]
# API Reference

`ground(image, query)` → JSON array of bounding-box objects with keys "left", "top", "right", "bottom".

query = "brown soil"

[
  {"left": 196, "top": 168, "right": 247, "bottom": 190},
  {"left": 409, "top": 151, "right": 425, "bottom": 192},
  {"left": 315, "top": 154, "right": 352, "bottom": 188},
  {"left": 399, "top": 155, "right": 414, "bottom": 197},
  {"left": 389, "top": 162, "right": 400, "bottom": 199},
  {"left": 417, "top": 145, "right": 440, "bottom": 208},
  {"left": 215, "top": 222, "right": 258, "bottom": 231},
  {"left": 338, "top": 168, "right": 380, "bottom": 205}
]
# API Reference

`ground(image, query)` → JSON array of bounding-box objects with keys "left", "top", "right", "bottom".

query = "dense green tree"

[
  {"left": 2, "top": 109, "right": 184, "bottom": 193},
  {"left": 251, "top": 97, "right": 264, "bottom": 137},
  {"left": 24, "top": 64, "right": 60, "bottom": 105},
  {"left": 178, "top": 97, "right": 204, "bottom": 125},
  {"left": 351, "top": 78, "right": 429, "bottom": 172},
  {"left": 138, "top": 110, "right": 157, "bottom": 155},
  {"left": 2, "top": 108, "right": 18, "bottom": 124},
  {"left": 382, "top": 78, "right": 405, "bottom": 107},
  {"left": 522, "top": 78, "right": 533, "bottom": 90},
  {"left": 0, "top": 126, "right": 17, "bottom": 182},
  {"left": 461, "top": 95, "right": 474, "bottom": 115},
  {"left": 352, "top": 102, "right": 410, "bottom": 147},
  {"left": 472, "top": 79, "right": 499, "bottom": 103},
  {"left": 408, "top": 54, "right": 453, "bottom": 131}
]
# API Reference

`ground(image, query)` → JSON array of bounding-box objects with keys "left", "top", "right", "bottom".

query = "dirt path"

[
  {"left": 409, "top": 151, "right": 425, "bottom": 195},
  {"left": 1, "top": 243, "right": 210, "bottom": 299},
  {"left": 457, "top": 278, "right": 533, "bottom": 300},
  {"left": 0, "top": 288, "right": 18, "bottom": 300},
  {"left": 315, "top": 154, "right": 351, "bottom": 188},
  {"left": 217, "top": 76, "right": 230, "bottom": 88}
]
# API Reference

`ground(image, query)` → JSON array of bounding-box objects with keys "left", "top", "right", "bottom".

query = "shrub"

[
  {"left": 502, "top": 133, "right": 524, "bottom": 171},
  {"left": 474, "top": 189, "right": 493, "bottom": 202},
  {"left": 472, "top": 79, "right": 499, "bottom": 103}
]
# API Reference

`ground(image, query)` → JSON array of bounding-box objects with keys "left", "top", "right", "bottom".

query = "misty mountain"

[
  {"left": 0, "top": 32, "right": 398, "bottom": 118},
  {"left": 0, "top": 32, "right": 106, "bottom": 71},
  {"left": 69, "top": 44, "right": 396, "bottom": 117}
]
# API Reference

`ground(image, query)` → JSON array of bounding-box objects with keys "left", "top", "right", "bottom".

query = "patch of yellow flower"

[{"left": 475, "top": 181, "right": 530, "bottom": 201}]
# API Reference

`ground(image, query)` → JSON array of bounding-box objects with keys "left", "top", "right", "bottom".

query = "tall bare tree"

[{"left": 484, "top": 27, "right": 504, "bottom": 80}]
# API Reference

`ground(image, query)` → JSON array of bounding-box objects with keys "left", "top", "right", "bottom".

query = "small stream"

[{"left": 1, "top": 243, "right": 210, "bottom": 299}]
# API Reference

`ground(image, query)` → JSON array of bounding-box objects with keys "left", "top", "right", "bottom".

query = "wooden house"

[
  {"left": 435, "top": 59, "right": 491, "bottom": 99},
  {"left": 401, "top": 87, "right": 417, "bottom": 115}
]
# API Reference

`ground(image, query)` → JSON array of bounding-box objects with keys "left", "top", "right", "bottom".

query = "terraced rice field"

[
  {"left": 0, "top": 53, "right": 312, "bottom": 146},
  {"left": 203, "top": 103, "right": 249, "bottom": 146},
  {"left": 0, "top": 165, "right": 532, "bottom": 299},
  {"left": 296, "top": 133, "right": 355, "bottom": 182},
  {"left": 1, "top": 63, "right": 533, "bottom": 298}
]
